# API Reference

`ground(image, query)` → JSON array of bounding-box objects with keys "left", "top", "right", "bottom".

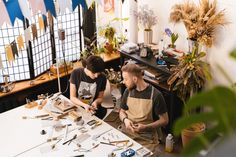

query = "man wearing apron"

[{"left": 119, "top": 64, "right": 169, "bottom": 156}]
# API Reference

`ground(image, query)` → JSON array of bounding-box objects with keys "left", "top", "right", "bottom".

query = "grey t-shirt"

[{"left": 121, "top": 84, "right": 167, "bottom": 119}]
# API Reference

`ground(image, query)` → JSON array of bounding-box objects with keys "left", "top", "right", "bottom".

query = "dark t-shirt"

[
  {"left": 121, "top": 84, "right": 167, "bottom": 119},
  {"left": 70, "top": 68, "right": 107, "bottom": 103}
]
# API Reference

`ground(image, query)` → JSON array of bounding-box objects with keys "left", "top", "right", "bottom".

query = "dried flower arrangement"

[
  {"left": 170, "top": 0, "right": 228, "bottom": 47},
  {"left": 134, "top": 4, "right": 158, "bottom": 31}
]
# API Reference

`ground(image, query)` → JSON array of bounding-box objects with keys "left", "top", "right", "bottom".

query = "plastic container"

[{"left": 165, "top": 133, "right": 174, "bottom": 152}]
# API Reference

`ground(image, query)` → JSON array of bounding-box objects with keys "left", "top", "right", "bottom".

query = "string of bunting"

[
  {"left": 0, "top": 0, "right": 104, "bottom": 27},
  {"left": 0, "top": 0, "right": 104, "bottom": 69}
]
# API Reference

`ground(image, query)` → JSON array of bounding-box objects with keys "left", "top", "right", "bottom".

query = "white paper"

[
  {"left": 18, "top": 0, "right": 32, "bottom": 20},
  {"left": 0, "top": 55, "right": 3, "bottom": 70},
  {"left": 24, "top": 27, "right": 32, "bottom": 46}
]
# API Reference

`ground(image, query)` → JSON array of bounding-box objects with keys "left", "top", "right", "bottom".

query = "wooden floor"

[{"left": 104, "top": 111, "right": 182, "bottom": 157}]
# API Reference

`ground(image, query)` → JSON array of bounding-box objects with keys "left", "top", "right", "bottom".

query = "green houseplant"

[
  {"left": 173, "top": 49, "right": 236, "bottom": 157},
  {"left": 98, "top": 18, "right": 128, "bottom": 54},
  {"left": 167, "top": 44, "right": 212, "bottom": 146}
]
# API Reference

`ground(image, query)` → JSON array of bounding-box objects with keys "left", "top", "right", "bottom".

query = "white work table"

[{"left": 0, "top": 95, "right": 150, "bottom": 157}]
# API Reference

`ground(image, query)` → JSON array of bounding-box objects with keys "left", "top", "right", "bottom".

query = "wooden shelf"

[{"left": 0, "top": 52, "right": 120, "bottom": 98}]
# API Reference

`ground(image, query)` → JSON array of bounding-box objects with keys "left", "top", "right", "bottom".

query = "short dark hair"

[
  {"left": 84, "top": 55, "right": 105, "bottom": 73},
  {"left": 121, "top": 63, "right": 143, "bottom": 78}
]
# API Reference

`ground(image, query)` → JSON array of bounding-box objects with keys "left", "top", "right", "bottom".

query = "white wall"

[{"left": 97, "top": 0, "right": 236, "bottom": 85}]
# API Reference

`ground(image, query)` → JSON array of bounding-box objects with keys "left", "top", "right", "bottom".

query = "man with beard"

[{"left": 119, "top": 63, "right": 169, "bottom": 155}]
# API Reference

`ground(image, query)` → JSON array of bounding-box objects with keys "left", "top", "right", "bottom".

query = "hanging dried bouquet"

[{"left": 170, "top": 0, "right": 228, "bottom": 47}]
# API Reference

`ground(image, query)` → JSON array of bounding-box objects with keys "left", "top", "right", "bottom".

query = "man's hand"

[
  {"left": 124, "top": 118, "right": 135, "bottom": 133},
  {"left": 133, "top": 123, "right": 147, "bottom": 133},
  {"left": 91, "top": 101, "right": 98, "bottom": 111},
  {"left": 84, "top": 104, "right": 95, "bottom": 114}
]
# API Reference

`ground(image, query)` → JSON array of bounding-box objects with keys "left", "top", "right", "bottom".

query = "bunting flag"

[
  {"left": 11, "top": 41, "right": 18, "bottom": 58},
  {"left": 58, "top": 0, "right": 72, "bottom": 14},
  {"left": 24, "top": 27, "right": 32, "bottom": 45},
  {"left": 104, "top": 0, "right": 114, "bottom": 13},
  {"left": 17, "top": 35, "right": 25, "bottom": 50},
  {"left": 43, "top": 15, "right": 48, "bottom": 32},
  {"left": 0, "top": 1, "right": 12, "bottom": 26},
  {"left": 5, "top": 45, "right": 14, "bottom": 65},
  {"left": 18, "top": 0, "right": 32, "bottom": 20},
  {"left": 4, "top": 0, "right": 25, "bottom": 25},
  {"left": 0, "top": 54, "right": 3, "bottom": 70},
  {"left": 43, "top": 0, "right": 57, "bottom": 18},
  {"left": 31, "top": 24, "right": 38, "bottom": 40},
  {"left": 86, "top": 0, "right": 94, "bottom": 8},
  {"left": 28, "top": 0, "right": 46, "bottom": 16},
  {"left": 38, "top": 16, "right": 45, "bottom": 32},
  {"left": 72, "top": 0, "right": 88, "bottom": 11}
]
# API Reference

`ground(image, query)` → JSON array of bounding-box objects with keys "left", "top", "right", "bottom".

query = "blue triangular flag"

[
  {"left": 4, "top": 0, "right": 24, "bottom": 25},
  {"left": 43, "top": 0, "right": 57, "bottom": 18},
  {"left": 72, "top": 0, "right": 88, "bottom": 11}
]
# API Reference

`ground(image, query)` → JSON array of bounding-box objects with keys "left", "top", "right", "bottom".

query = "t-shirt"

[
  {"left": 121, "top": 84, "right": 167, "bottom": 119},
  {"left": 70, "top": 68, "right": 107, "bottom": 103}
]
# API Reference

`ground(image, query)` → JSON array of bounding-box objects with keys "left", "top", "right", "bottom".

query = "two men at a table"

[{"left": 69, "top": 55, "right": 169, "bottom": 155}]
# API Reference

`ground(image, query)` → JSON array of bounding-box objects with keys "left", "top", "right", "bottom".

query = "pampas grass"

[{"left": 170, "top": 0, "right": 228, "bottom": 47}]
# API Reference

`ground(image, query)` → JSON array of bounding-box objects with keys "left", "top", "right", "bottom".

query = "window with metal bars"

[{"left": 0, "top": 7, "right": 83, "bottom": 84}]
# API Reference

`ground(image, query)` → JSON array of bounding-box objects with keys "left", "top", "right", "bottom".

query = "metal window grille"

[
  {"left": 0, "top": 6, "right": 83, "bottom": 84},
  {"left": 0, "top": 20, "right": 30, "bottom": 83},
  {"left": 54, "top": 6, "right": 83, "bottom": 62}
]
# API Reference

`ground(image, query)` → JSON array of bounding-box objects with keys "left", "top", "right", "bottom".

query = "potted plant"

[
  {"left": 167, "top": 44, "right": 212, "bottom": 146},
  {"left": 168, "top": 0, "right": 228, "bottom": 147},
  {"left": 173, "top": 49, "right": 236, "bottom": 157},
  {"left": 165, "top": 28, "right": 179, "bottom": 49},
  {"left": 134, "top": 4, "right": 158, "bottom": 45}
]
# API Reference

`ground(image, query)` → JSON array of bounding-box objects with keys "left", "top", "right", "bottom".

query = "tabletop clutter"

[{"left": 21, "top": 93, "right": 152, "bottom": 157}]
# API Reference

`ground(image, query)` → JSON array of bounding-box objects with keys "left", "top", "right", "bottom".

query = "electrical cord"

[{"left": 61, "top": 40, "right": 70, "bottom": 95}]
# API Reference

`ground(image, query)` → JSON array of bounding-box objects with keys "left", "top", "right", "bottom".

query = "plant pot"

[
  {"left": 144, "top": 29, "right": 153, "bottom": 45},
  {"left": 168, "top": 44, "right": 176, "bottom": 49},
  {"left": 181, "top": 123, "right": 206, "bottom": 147}
]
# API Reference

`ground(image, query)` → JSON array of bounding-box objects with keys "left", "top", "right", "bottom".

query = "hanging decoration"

[
  {"left": 43, "top": 15, "right": 48, "bottom": 32},
  {"left": 72, "top": 0, "right": 88, "bottom": 11},
  {"left": 0, "top": 1, "right": 12, "bottom": 26},
  {"left": 18, "top": 0, "right": 32, "bottom": 21},
  {"left": 31, "top": 24, "right": 38, "bottom": 40},
  {"left": 17, "top": 35, "right": 25, "bottom": 51},
  {"left": 28, "top": 0, "right": 47, "bottom": 16},
  {"left": 43, "top": 0, "right": 57, "bottom": 18},
  {"left": 11, "top": 41, "right": 19, "bottom": 58},
  {"left": 38, "top": 16, "right": 45, "bottom": 32},
  {"left": 5, "top": 45, "right": 14, "bottom": 65},
  {"left": 24, "top": 27, "right": 32, "bottom": 46},
  {"left": 104, "top": 0, "right": 114, "bottom": 13},
  {"left": 58, "top": 0, "right": 72, "bottom": 14},
  {"left": 3, "top": 0, "right": 24, "bottom": 25},
  {"left": 0, "top": 0, "right": 105, "bottom": 27},
  {"left": 86, "top": 0, "right": 94, "bottom": 9},
  {"left": 0, "top": 54, "right": 3, "bottom": 70}
]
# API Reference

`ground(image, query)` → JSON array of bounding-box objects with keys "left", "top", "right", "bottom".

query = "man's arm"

[
  {"left": 70, "top": 83, "right": 91, "bottom": 112},
  {"left": 146, "top": 112, "right": 169, "bottom": 129},
  {"left": 133, "top": 112, "right": 169, "bottom": 132},
  {"left": 91, "top": 91, "right": 104, "bottom": 110},
  {"left": 119, "top": 109, "right": 135, "bottom": 133}
]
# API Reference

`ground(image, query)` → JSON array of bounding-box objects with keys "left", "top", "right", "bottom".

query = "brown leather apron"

[{"left": 122, "top": 86, "right": 159, "bottom": 155}]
